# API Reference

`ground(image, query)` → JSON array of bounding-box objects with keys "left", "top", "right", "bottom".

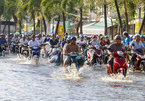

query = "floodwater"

[{"left": 0, "top": 54, "right": 145, "bottom": 101}]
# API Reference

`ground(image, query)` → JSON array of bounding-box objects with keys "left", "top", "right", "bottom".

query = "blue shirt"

[
  {"left": 124, "top": 36, "right": 131, "bottom": 47},
  {"left": 143, "top": 42, "right": 145, "bottom": 47},
  {"left": 0, "top": 38, "right": 7, "bottom": 45},
  {"left": 49, "top": 39, "right": 59, "bottom": 46},
  {"left": 61, "top": 41, "right": 66, "bottom": 48}
]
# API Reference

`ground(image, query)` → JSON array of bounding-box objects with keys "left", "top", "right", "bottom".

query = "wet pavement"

[{"left": 0, "top": 54, "right": 145, "bottom": 101}]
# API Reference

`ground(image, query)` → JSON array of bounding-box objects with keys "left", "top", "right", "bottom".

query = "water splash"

[{"left": 101, "top": 74, "right": 133, "bottom": 83}]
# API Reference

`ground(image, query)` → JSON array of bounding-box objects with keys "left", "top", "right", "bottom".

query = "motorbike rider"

[
  {"left": 63, "top": 37, "right": 85, "bottom": 67},
  {"left": 130, "top": 34, "right": 145, "bottom": 67},
  {"left": 19, "top": 35, "right": 28, "bottom": 54},
  {"left": 36, "top": 34, "right": 44, "bottom": 44},
  {"left": 61, "top": 36, "right": 67, "bottom": 48},
  {"left": 11, "top": 34, "right": 20, "bottom": 53},
  {"left": 48, "top": 34, "right": 59, "bottom": 55},
  {"left": 104, "top": 35, "right": 110, "bottom": 45},
  {"left": 108, "top": 35, "right": 125, "bottom": 73},
  {"left": 77, "top": 35, "right": 87, "bottom": 51},
  {"left": 123, "top": 31, "right": 131, "bottom": 50},
  {"left": 0, "top": 34, "right": 7, "bottom": 53},
  {"left": 28, "top": 35, "right": 41, "bottom": 57},
  {"left": 90, "top": 35, "right": 100, "bottom": 46},
  {"left": 140, "top": 35, "right": 145, "bottom": 47}
]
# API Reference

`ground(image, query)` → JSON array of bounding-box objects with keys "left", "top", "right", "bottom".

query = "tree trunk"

[
  {"left": 139, "top": 13, "right": 145, "bottom": 34},
  {"left": 40, "top": 20, "right": 42, "bottom": 34},
  {"left": 104, "top": 0, "right": 107, "bottom": 35},
  {"left": 2, "top": 20, "right": 7, "bottom": 33},
  {"left": 19, "top": 20, "right": 22, "bottom": 35},
  {"left": 55, "top": 16, "right": 60, "bottom": 36},
  {"left": 0, "top": 19, "right": 1, "bottom": 34},
  {"left": 76, "top": 21, "right": 81, "bottom": 38},
  {"left": 80, "top": 7, "right": 83, "bottom": 34},
  {"left": 62, "top": 12, "right": 66, "bottom": 33},
  {"left": 124, "top": 0, "right": 129, "bottom": 33},
  {"left": 111, "top": 19, "right": 113, "bottom": 40},
  {"left": 8, "top": 19, "right": 10, "bottom": 48},
  {"left": 139, "top": 7, "right": 141, "bottom": 19},
  {"left": 114, "top": 0, "right": 123, "bottom": 35},
  {"left": 42, "top": 17, "right": 47, "bottom": 35},
  {"left": 33, "top": 17, "right": 36, "bottom": 34}
]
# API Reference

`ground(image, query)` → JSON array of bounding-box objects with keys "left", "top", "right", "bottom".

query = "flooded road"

[{"left": 0, "top": 55, "right": 145, "bottom": 101}]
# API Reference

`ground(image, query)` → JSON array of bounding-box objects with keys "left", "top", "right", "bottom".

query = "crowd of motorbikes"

[{"left": 0, "top": 35, "right": 145, "bottom": 78}]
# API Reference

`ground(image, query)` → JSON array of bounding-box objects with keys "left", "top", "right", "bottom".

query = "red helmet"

[{"left": 93, "top": 35, "right": 97, "bottom": 38}]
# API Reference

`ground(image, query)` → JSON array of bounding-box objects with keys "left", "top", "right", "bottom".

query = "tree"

[
  {"left": 114, "top": 0, "right": 123, "bottom": 35},
  {"left": 104, "top": 0, "right": 107, "bottom": 35},
  {"left": 26, "top": 0, "right": 42, "bottom": 34}
]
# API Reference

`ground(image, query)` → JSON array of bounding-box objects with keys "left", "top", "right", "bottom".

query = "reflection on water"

[{"left": 0, "top": 55, "right": 145, "bottom": 101}]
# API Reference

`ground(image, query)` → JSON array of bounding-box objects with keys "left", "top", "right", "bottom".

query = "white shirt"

[
  {"left": 77, "top": 40, "right": 87, "bottom": 45},
  {"left": 28, "top": 40, "right": 40, "bottom": 47},
  {"left": 90, "top": 39, "right": 100, "bottom": 46},
  {"left": 36, "top": 38, "right": 44, "bottom": 44},
  {"left": 130, "top": 40, "right": 144, "bottom": 54},
  {"left": 19, "top": 39, "right": 28, "bottom": 45}
]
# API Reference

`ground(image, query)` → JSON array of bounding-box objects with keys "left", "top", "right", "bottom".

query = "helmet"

[
  {"left": 114, "top": 35, "right": 121, "bottom": 40},
  {"left": 1, "top": 33, "right": 5, "bottom": 36},
  {"left": 71, "top": 37, "right": 76, "bottom": 41},
  {"left": 65, "top": 33, "right": 68, "bottom": 36},
  {"left": 140, "top": 35, "right": 144, "bottom": 38},
  {"left": 38, "top": 34, "right": 41, "bottom": 37},
  {"left": 101, "top": 36, "right": 104, "bottom": 40},
  {"left": 95, "top": 45, "right": 101, "bottom": 49},
  {"left": 99, "top": 34, "right": 102, "bottom": 36},
  {"left": 132, "top": 36, "right": 135, "bottom": 39},
  {"left": 93, "top": 35, "right": 97, "bottom": 38},
  {"left": 22, "top": 34, "right": 26, "bottom": 37},
  {"left": 80, "top": 35, "right": 84, "bottom": 38},
  {"left": 64, "top": 36, "right": 67, "bottom": 39},
  {"left": 135, "top": 34, "right": 140, "bottom": 37},
  {"left": 67, "top": 35, "right": 71, "bottom": 40},
  {"left": 31, "top": 34, "right": 35, "bottom": 38},
  {"left": 105, "top": 35, "right": 109, "bottom": 38},
  {"left": 123, "top": 31, "right": 128, "bottom": 37}
]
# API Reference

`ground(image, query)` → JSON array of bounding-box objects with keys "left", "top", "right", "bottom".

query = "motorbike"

[
  {"left": 11, "top": 40, "right": 19, "bottom": 53},
  {"left": 107, "top": 51, "right": 127, "bottom": 77},
  {"left": 67, "top": 52, "right": 83, "bottom": 70},
  {"left": 0, "top": 44, "right": 6, "bottom": 57},
  {"left": 40, "top": 43, "right": 50, "bottom": 58},
  {"left": 31, "top": 46, "right": 40, "bottom": 65},
  {"left": 21, "top": 45, "right": 29, "bottom": 58},
  {"left": 134, "top": 49, "right": 145, "bottom": 71},
  {"left": 87, "top": 45, "right": 103, "bottom": 66},
  {"left": 49, "top": 47, "right": 62, "bottom": 66},
  {"left": 103, "top": 45, "right": 109, "bottom": 64}
]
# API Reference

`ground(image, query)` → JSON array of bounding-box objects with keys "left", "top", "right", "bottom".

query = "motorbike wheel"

[
  {"left": 140, "top": 62, "right": 145, "bottom": 71},
  {"left": 116, "top": 68, "right": 127, "bottom": 77},
  {"left": 2, "top": 50, "right": 5, "bottom": 57}
]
